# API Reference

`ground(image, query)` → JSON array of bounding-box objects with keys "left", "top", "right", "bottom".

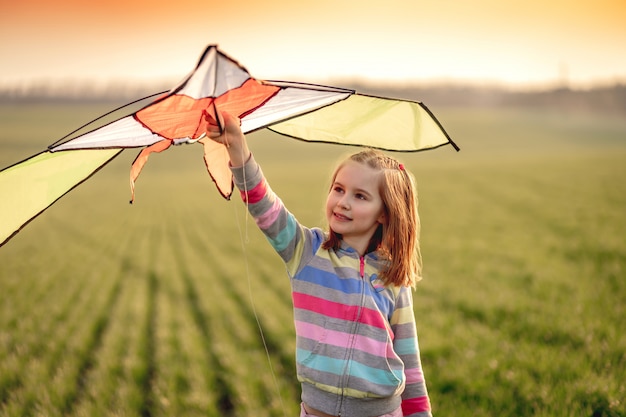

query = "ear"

[{"left": 377, "top": 211, "right": 387, "bottom": 225}]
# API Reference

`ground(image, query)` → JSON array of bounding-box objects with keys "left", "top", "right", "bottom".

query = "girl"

[{"left": 207, "top": 112, "right": 432, "bottom": 417}]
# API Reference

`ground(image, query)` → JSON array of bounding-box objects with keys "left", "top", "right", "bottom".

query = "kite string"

[{"left": 230, "top": 139, "right": 287, "bottom": 417}]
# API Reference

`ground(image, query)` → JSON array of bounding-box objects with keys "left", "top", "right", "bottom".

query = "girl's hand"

[{"left": 206, "top": 110, "right": 250, "bottom": 167}]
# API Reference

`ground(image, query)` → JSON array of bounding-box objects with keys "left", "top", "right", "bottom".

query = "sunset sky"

[{"left": 1, "top": 0, "right": 625, "bottom": 89}]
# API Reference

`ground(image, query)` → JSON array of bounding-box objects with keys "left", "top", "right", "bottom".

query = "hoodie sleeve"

[
  {"left": 230, "top": 154, "right": 320, "bottom": 276},
  {"left": 391, "top": 286, "right": 432, "bottom": 417}
]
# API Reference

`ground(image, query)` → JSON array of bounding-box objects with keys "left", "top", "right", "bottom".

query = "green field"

[{"left": 0, "top": 102, "right": 625, "bottom": 417}]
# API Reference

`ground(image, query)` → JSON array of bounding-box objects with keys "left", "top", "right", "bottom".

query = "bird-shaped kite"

[{"left": 0, "top": 45, "right": 458, "bottom": 246}]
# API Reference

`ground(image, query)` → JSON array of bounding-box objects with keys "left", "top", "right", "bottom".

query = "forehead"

[{"left": 334, "top": 160, "right": 382, "bottom": 191}]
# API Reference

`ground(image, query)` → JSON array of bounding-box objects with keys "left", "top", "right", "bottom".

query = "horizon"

[{"left": 3, "top": 76, "right": 624, "bottom": 119}]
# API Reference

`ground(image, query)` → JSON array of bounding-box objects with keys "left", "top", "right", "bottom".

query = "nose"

[{"left": 337, "top": 195, "right": 350, "bottom": 209}]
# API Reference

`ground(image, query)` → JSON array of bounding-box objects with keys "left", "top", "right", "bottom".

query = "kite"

[{"left": 0, "top": 44, "right": 458, "bottom": 247}]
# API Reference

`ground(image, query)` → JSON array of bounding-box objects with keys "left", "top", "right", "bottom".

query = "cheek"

[{"left": 325, "top": 195, "right": 334, "bottom": 215}]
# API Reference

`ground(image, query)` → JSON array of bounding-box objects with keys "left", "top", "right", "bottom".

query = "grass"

[{"left": 0, "top": 101, "right": 625, "bottom": 416}]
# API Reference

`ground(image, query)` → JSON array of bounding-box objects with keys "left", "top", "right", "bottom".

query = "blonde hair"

[{"left": 322, "top": 149, "right": 422, "bottom": 287}]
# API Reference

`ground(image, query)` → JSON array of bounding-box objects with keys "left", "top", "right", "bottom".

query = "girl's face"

[{"left": 326, "top": 160, "right": 386, "bottom": 255}]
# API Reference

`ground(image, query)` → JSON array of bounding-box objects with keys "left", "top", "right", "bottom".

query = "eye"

[
  {"left": 332, "top": 185, "right": 344, "bottom": 194},
  {"left": 355, "top": 193, "right": 367, "bottom": 200}
]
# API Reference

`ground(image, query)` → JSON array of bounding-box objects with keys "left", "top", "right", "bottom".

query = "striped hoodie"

[{"left": 232, "top": 155, "right": 431, "bottom": 417}]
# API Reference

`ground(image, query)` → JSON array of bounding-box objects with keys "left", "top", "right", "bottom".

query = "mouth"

[{"left": 333, "top": 212, "right": 351, "bottom": 221}]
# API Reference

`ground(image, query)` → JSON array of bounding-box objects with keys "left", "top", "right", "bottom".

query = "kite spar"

[{"left": 0, "top": 44, "right": 458, "bottom": 247}]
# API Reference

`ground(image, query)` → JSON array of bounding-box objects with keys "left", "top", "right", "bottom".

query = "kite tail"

[
  {"left": 129, "top": 139, "right": 172, "bottom": 203},
  {"left": 198, "top": 138, "right": 234, "bottom": 200}
]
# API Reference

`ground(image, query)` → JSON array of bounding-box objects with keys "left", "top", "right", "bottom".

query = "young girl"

[{"left": 207, "top": 112, "right": 432, "bottom": 417}]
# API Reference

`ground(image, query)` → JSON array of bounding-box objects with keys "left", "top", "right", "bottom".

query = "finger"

[
  {"left": 221, "top": 112, "right": 242, "bottom": 133},
  {"left": 206, "top": 128, "right": 223, "bottom": 139}
]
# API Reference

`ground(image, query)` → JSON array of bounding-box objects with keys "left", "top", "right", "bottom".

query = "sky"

[{"left": 1, "top": 0, "right": 625, "bottom": 89}]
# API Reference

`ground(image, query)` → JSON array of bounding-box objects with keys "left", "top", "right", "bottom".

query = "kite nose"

[{"left": 172, "top": 137, "right": 201, "bottom": 145}]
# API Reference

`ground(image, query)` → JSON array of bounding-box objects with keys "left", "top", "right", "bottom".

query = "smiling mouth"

[{"left": 333, "top": 212, "right": 351, "bottom": 221}]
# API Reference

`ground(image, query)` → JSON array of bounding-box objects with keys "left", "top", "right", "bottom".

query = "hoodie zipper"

[{"left": 337, "top": 255, "right": 367, "bottom": 416}]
